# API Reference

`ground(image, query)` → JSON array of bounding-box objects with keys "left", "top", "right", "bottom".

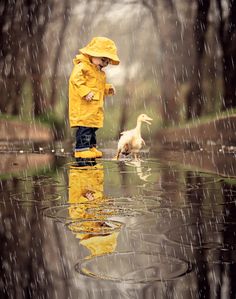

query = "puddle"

[
  {"left": 0, "top": 147, "right": 236, "bottom": 298},
  {"left": 66, "top": 219, "right": 122, "bottom": 235},
  {"left": 76, "top": 251, "right": 189, "bottom": 283},
  {"left": 166, "top": 222, "right": 236, "bottom": 249}
]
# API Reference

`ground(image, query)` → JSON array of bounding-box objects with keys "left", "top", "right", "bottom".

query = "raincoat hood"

[{"left": 79, "top": 37, "right": 120, "bottom": 65}]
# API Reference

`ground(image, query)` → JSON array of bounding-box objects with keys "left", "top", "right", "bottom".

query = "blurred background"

[{"left": 0, "top": 0, "right": 236, "bottom": 143}]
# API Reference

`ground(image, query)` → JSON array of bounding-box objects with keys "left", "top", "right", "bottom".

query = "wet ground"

[{"left": 0, "top": 145, "right": 236, "bottom": 299}]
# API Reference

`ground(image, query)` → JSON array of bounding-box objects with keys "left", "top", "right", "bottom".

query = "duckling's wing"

[
  {"left": 118, "top": 130, "right": 134, "bottom": 150},
  {"left": 120, "top": 128, "right": 136, "bottom": 136},
  {"left": 120, "top": 129, "right": 130, "bottom": 135}
]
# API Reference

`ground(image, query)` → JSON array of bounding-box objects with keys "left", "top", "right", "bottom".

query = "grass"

[{"left": 0, "top": 112, "right": 54, "bottom": 129}]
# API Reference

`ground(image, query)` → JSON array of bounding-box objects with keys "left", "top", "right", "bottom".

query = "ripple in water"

[
  {"left": 10, "top": 193, "right": 62, "bottom": 205},
  {"left": 66, "top": 219, "right": 122, "bottom": 235},
  {"left": 166, "top": 222, "right": 236, "bottom": 250},
  {"left": 43, "top": 204, "right": 102, "bottom": 222},
  {"left": 85, "top": 206, "right": 151, "bottom": 217},
  {"left": 76, "top": 251, "right": 189, "bottom": 283}
]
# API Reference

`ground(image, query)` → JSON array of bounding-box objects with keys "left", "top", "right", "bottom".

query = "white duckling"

[{"left": 115, "top": 114, "right": 153, "bottom": 160}]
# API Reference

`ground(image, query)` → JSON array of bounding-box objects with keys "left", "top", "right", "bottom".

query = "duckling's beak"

[{"left": 144, "top": 117, "right": 153, "bottom": 125}]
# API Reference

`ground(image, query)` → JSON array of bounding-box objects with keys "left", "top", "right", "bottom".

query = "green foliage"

[
  {"left": 0, "top": 113, "right": 21, "bottom": 121},
  {"left": 223, "top": 178, "right": 236, "bottom": 185},
  {"left": 36, "top": 112, "right": 61, "bottom": 126}
]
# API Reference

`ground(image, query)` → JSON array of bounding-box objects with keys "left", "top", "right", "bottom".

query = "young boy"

[{"left": 69, "top": 36, "right": 120, "bottom": 159}]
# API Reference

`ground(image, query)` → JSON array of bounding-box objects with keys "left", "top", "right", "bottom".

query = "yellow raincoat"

[
  {"left": 69, "top": 37, "right": 120, "bottom": 128},
  {"left": 68, "top": 164, "right": 120, "bottom": 256}
]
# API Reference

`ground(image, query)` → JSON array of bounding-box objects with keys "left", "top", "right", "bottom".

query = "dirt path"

[
  {"left": 156, "top": 115, "right": 236, "bottom": 146},
  {"left": 0, "top": 119, "right": 54, "bottom": 142}
]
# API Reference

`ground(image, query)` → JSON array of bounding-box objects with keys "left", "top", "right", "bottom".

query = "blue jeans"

[{"left": 75, "top": 126, "right": 98, "bottom": 151}]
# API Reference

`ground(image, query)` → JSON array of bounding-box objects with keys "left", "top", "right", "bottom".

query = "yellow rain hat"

[{"left": 80, "top": 36, "right": 120, "bottom": 65}]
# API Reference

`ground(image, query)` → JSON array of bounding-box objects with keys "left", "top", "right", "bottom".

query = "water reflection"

[
  {"left": 0, "top": 150, "right": 236, "bottom": 298},
  {"left": 68, "top": 162, "right": 120, "bottom": 257}
]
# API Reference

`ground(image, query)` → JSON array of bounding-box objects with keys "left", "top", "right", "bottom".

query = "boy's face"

[{"left": 91, "top": 57, "right": 110, "bottom": 69}]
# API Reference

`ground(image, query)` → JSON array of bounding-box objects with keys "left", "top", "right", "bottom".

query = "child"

[{"left": 69, "top": 36, "right": 120, "bottom": 159}]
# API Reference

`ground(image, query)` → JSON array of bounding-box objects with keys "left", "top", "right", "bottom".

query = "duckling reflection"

[
  {"left": 125, "top": 160, "right": 151, "bottom": 182},
  {"left": 68, "top": 161, "right": 120, "bottom": 256}
]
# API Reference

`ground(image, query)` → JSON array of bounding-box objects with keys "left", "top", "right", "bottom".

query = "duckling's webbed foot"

[
  {"left": 113, "top": 149, "right": 121, "bottom": 160},
  {"left": 133, "top": 152, "right": 140, "bottom": 161}
]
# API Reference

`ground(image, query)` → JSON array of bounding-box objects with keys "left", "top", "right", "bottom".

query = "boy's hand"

[
  {"left": 85, "top": 92, "right": 94, "bottom": 101},
  {"left": 108, "top": 86, "right": 116, "bottom": 95}
]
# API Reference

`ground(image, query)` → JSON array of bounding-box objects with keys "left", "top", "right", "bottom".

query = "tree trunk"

[
  {"left": 118, "top": 80, "right": 132, "bottom": 137},
  {"left": 32, "top": 72, "right": 47, "bottom": 116},
  {"left": 28, "top": 38, "right": 47, "bottom": 116},
  {"left": 217, "top": 0, "right": 236, "bottom": 110},
  {"left": 222, "top": 50, "right": 236, "bottom": 109},
  {"left": 11, "top": 78, "right": 24, "bottom": 115},
  {"left": 49, "top": 1, "right": 71, "bottom": 109},
  {"left": 0, "top": 1, "right": 26, "bottom": 115},
  {"left": 26, "top": 0, "right": 54, "bottom": 117},
  {"left": 157, "top": 1, "right": 182, "bottom": 125},
  {"left": 142, "top": 0, "right": 186, "bottom": 125},
  {"left": 186, "top": 0, "right": 210, "bottom": 120}
]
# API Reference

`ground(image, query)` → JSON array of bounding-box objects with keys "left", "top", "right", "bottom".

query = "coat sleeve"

[
  {"left": 71, "top": 64, "right": 91, "bottom": 98},
  {"left": 104, "top": 83, "right": 112, "bottom": 96}
]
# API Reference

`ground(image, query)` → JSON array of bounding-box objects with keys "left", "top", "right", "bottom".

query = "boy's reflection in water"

[{"left": 68, "top": 160, "right": 119, "bottom": 256}]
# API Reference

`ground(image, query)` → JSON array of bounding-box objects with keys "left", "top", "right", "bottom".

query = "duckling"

[{"left": 115, "top": 114, "right": 152, "bottom": 160}]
